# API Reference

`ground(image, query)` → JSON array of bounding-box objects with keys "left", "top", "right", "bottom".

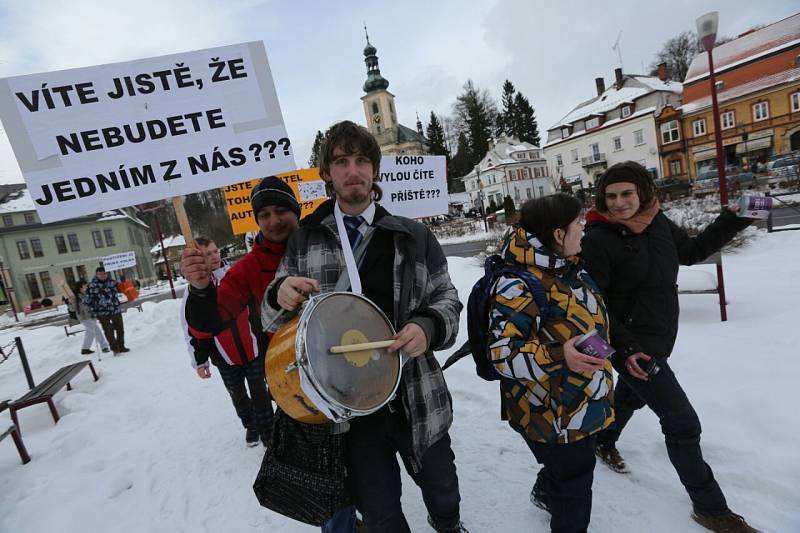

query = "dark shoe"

[
  {"left": 81, "top": 349, "right": 94, "bottom": 355},
  {"left": 101, "top": 348, "right": 110, "bottom": 353},
  {"left": 595, "top": 442, "right": 628, "bottom": 473},
  {"left": 245, "top": 428, "right": 259, "bottom": 447},
  {"left": 118, "top": 347, "right": 131, "bottom": 353},
  {"left": 427, "top": 515, "right": 469, "bottom": 533},
  {"left": 692, "top": 511, "right": 759, "bottom": 533},
  {"left": 261, "top": 433, "right": 271, "bottom": 447},
  {"left": 530, "top": 479, "right": 550, "bottom": 513}
]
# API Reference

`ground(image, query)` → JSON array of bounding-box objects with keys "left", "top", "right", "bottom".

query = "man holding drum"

[{"left": 262, "top": 120, "right": 467, "bottom": 533}]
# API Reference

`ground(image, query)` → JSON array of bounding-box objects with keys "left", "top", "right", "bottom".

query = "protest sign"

[
  {"left": 102, "top": 251, "right": 137, "bottom": 272},
  {"left": 376, "top": 155, "right": 447, "bottom": 218},
  {"left": 0, "top": 41, "right": 295, "bottom": 223},
  {"left": 223, "top": 168, "right": 327, "bottom": 234}
]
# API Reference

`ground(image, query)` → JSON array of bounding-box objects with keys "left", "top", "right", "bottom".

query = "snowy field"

[{"left": 1, "top": 229, "right": 798, "bottom": 533}]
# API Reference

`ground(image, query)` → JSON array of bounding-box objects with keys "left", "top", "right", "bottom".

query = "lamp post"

[
  {"left": 697, "top": 11, "right": 729, "bottom": 206},
  {"left": 139, "top": 202, "right": 177, "bottom": 299}
]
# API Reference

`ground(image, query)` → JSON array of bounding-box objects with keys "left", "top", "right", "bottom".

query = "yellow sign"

[{"left": 223, "top": 168, "right": 327, "bottom": 235}]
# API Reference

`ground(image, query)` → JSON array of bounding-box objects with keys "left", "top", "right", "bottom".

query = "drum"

[{"left": 266, "top": 292, "right": 401, "bottom": 424}]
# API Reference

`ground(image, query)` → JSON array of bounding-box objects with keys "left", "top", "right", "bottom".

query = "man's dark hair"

[
  {"left": 319, "top": 120, "right": 382, "bottom": 201},
  {"left": 520, "top": 193, "right": 583, "bottom": 253},
  {"left": 194, "top": 236, "right": 213, "bottom": 247},
  {"left": 594, "top": 161, "right": 658, "bottom": 213}
]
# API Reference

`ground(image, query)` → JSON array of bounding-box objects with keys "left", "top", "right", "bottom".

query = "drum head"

[{"left": 304, "top": 293, "right": 399, "bottom": 413}]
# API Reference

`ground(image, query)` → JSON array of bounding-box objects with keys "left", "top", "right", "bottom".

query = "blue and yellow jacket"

[{"left": 489, "top": 227, "right": 614, "bottom": 444}]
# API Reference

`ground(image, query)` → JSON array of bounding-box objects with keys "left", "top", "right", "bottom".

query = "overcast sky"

[{"left": 0, "top": 0, "right": 797, "bottom": 185}]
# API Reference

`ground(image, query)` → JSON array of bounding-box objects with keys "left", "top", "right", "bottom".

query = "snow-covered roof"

[
  {"left": 543, "top": 105, "right": 657, "bottom": 149},
  {"left": 684, "top": 13, "right": 800, "bottom": 84},
  {"left": 0, "top": 188, "right": 34, "bottom": 213},
  {"left": 461, "top": 137, "right": 544, "bottom": 179},
  {"left": 680, "top": 66, "right": 800, "bottom": 114},
  {"left": 549, "top": 75, "right": 681, "bottom": 130},
  {"left": 150, "top": 235, "right": 186, "bottom": 254}
]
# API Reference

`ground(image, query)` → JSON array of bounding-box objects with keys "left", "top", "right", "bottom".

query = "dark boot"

[
  {"left": 530, "top": 478, "right": 550, "bottom": 513},
  {"left": 81, "top": 349, "right": 94, "bottom": 355},
  {"left": 245, "top": 428, "right": 259, "bottom": 447},
  {"left": 427, "top": 515, "right": 469, "bottom": 533},
  {"left": 692, "top": 511, "right": 759, "bottom": 533},
  {"left": 595, "top": 442, "right": 628, "bottom": 473}
]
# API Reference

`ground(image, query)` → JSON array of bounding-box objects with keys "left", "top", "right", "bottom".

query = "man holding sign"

[{"left": 262, "top": 121, "right": 467, "bottom": 533}]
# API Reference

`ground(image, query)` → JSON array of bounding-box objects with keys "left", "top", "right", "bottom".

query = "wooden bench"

[
  {"left": 9, "top": 361, "right": 99, "bottom": 436},
  {"left": 1, "top": 400, "right": 30, "bottom": 464}
]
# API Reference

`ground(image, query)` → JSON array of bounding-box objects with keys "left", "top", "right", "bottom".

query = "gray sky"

[{"left": 0, "top": 0, "right": 797, "bottom": 185}]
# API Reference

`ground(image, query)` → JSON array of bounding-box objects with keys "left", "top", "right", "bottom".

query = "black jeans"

[
  {"left": 596, "top": 358, "right": 728, "bottom": 516},
  {"left": 521, "top": 433, "right": 596, "bottom": 533},
  {"left": 345, "top": 404, "right": 461, "bottom": 533},
  {"left": 216, "top": 355, "right": 274, "bottom": 439},
  {"left": 98, "top": 313, "right": 125, "bottom": 352}
]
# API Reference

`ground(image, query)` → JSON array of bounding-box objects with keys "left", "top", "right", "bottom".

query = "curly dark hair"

[
  {"left": 319, "top": 120, "right": 382, "bottom": 201},
  {"left": 594, "top": 161, "right": 658, "bottom": 213}
]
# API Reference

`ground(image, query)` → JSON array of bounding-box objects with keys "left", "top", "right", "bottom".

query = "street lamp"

[
  {"left": 139, "top": 202, "right": 177, "bottom": 299},
  {"left": 696, "top": 11, "right": 729, "bottom": 206}
]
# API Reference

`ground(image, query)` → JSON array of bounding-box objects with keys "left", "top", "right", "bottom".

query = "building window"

[
  {"left": 531, "top": 151, "right": 539, "bottom": 159},
  {"left": 63, "top": 267, "right": 76, "bottom": 288},
  {"left": 613, "top": 137, "right": 622, "bottom": 151},
  {"left": 26, "top": 273, "right": 41, "bottom": 300},
  {"left": 556, "top": 154, "right": 563, "bottom": 166},
  {"left": 538, "top": 186, "right": 545, "bottom": 197},
  {"left": 660, "top": 120, "right": 680, "bottom": 144},
  {"left": 16, "top": 240, "right": 30, "bottom": 260},
  {"left": 514, "top": 188, "right": 520, "bottom": 200},
  {"left": 92, "top": 230, "right": 104, "bottom": 248},
  {"left": 104, "top": 228, "right": 116, "bottom": 247},
  {"left": 633, "top": 129, "right": 644, "bottom": 145},
  {"left": 526, "top": 188, "right": 532, "bottom": 199},
  {"left": 67, "top": 233, "right": 80, "bottom": 252},
  {"left": 39, "top": 271, "right": 54, "bottom": 297},
  {"left": 693, "top": 119, "right": 706, "bottom": 137},
  {"left": 76, "top": 265, "right": 88, "bottom": 281},
  {"left": 55, "top": 235, "right": 67, "bottom": 254},
  {"left": 752, "top": 101, "right": 769, "bottom": 121},
  {"left": 721, "top": 111, "right": 735, "bottom": 129},
  {"left": 2, "top": 214, "right": 13, "bottom": 227},
  {"left": 522, "top": 168, "right": 530, "bottom": 178},
  {"left": 621, "top": 105, "right": 631, "bottom": 118},
  {"left": 570, "top": 149, "right": 579, "bottom": 162},
  {"left": 585, "top": 117, "right": 600, "bottom": 129},
  {"left": 562, "top": 128, "right": 570, "bottom": 139},
  {"left": 669, "top": 159, "right": 682, "bottom": 176},
  {"left": 792, "top": 92, "right": 800, "bottom": 112},
  {"left": 24, "top": 212, "right": 35, "bottom": 224},
  {"left": 30, "top": 238, "right": 44, "bottom": 258},
  {"left": 372, "top": 102, "right": 378, "bottom": 114}
]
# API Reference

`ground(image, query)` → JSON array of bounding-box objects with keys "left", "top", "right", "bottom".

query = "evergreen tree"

[
  {"left": 426, "top": 112, "right": 449, "bottom": 158},
  {"left": 496, "top": 80, "right": 517, "bottom": 138},
  {"left": 447, "top": 132, "right": 471, "bottom": 192},
  {"left": 308, "top": 130, "right": 324, "bottom": 168},
  {"left": 454, "top": 80, "right": 497, "bottom": 168},
  {"left": 514, "top": 93, "right": 541, "bottom": 146},
  {"left": 503, "top": 195, "right": 516, "bottom": 220}
]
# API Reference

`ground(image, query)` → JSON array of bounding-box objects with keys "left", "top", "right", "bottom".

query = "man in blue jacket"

[{"left": 86, "top": 267, "right": 128, "bottom": 355}]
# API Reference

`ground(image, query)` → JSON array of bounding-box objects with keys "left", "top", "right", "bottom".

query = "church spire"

[
  {"left": 362, "top": 25, "right": 389, "bottom": 93},
  {"left": 416, "top": 111, "right": 424, "bottom": 136}
]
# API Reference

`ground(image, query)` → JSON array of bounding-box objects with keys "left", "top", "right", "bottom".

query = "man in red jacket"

[{"left": 181, "top": 176, "right": 301, "bottom": 446}]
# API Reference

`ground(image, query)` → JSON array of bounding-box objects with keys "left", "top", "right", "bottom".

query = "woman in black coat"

[{"left": 580, "top": 162, "right": 756, "bottom": 533}]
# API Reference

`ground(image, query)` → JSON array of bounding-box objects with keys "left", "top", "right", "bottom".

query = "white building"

[
  {"left": 543, "top": 67, "right": 682, "bottom": 188},
  {"left": 462, "top": 136, "right": 555, "bottom": 212}
]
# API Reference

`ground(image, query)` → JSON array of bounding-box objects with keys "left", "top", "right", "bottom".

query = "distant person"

[
  {"left": 86, "top": 267, "right": 129, "bottom": 355},
  {"left": 488, "top": 193, "right": 613, "bottom": 533},
  {"left": 180, "top": 236, "right": 272, "bottom": 447},
  {"left": 581, "top": 161, "right": 757, "bottom": 533},
  {"left": 74, "top": 280, "right": 110, "bottom": 356}
]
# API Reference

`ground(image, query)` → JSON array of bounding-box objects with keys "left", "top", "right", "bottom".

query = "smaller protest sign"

[
  {"left": 376, "top": 155, "right": 447, "bottom": 219},
  {"left": 102, "top": 251, "right": 137, "bottom": 272}
]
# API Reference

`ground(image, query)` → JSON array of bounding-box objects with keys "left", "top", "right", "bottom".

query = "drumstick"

[{"left": 330, "top": 340, "right": 395, "bottom": 353}]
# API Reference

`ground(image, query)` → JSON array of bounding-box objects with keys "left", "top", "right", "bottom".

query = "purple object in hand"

[
  {"left": 737, "top": 195, "right": 773, "bottom": 219},
  {"left": 575, "top": 330, "right": 615, "bottom": 359}
]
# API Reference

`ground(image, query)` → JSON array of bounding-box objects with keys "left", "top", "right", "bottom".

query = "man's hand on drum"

[
  {"left": 277, "top": 276, "right": 321, "bottom": 311},
  {"left": 180, "top": 248, "right": 211, "bottom": 290},
  {"left": 388, "top": 323, "right": 428, "bottom": 358}
]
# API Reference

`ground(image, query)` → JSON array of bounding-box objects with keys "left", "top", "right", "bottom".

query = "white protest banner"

[
  {"left": 102, "top": 251, "right": 137, "bottom": 272},
  {"left": 376, "top": 155, "right": 447, "bottom": 218},
  {"left": 0, "top": 41, "right": 295, "bottom": 223}
]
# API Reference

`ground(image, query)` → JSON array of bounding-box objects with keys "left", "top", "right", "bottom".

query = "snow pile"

[{"left": 1, "top": 230, "right": 798, "bottom": 532}]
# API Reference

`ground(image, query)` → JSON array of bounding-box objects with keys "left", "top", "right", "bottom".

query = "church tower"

[{"left": 360, "top": 27, "right": 428, "bottom": 155}]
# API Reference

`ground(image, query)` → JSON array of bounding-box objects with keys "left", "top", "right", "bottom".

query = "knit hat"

[{"left": 250, "top": 176, "right": 301, "bottom": 221}]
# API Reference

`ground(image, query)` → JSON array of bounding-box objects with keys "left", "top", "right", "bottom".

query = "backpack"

[{"left": 443, "top": 254, "right": 549, "bottom": 381}]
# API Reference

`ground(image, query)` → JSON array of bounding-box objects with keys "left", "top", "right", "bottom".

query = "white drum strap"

[{"left": 333, "top": 203, "right": 376, "bottom": 294}]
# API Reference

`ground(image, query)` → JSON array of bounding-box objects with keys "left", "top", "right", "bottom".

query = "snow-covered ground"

[{"left": 1, "top": 229, "right": 798, "bottom": 532}]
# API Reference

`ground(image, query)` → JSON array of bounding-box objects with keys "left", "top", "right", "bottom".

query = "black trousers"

[
  {"left": 216, "top": 355, "right": 274, "bottom": 439},
  {"left": 345, "top": 404, "right": 461, "bottom": 533},
  {"left": 521, "top": 433, "right": 596, "bottom": 533},
  {"left": 596, "top": 358, "right": 728, "bottom": 516},
  {"left": 98, "top": 313, "right": 125, "bottom": 352}
]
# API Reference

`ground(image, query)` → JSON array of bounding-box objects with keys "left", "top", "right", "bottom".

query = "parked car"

[
  {"left": 692, "top": 166, "right": 755, "bottom": 197},
  {"left": 768, "top": 154, "right": 800, "bottom": 186},
  {"left": 655, "top": 178, "right": 692, "bottom": 200},
  {"left": 766, "top": 151, "right": 800, "bottom": 172}
]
